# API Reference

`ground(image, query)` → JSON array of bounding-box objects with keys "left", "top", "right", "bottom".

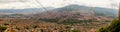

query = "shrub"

[
  {"left": 72, "top": 29, "right": 81, "bottom": 32},
  {"left": 98, "top": 19, "right": 120, "bottom": 32},
  {"left": 0, "top": 26, "right": 7, "bottom": 32}
]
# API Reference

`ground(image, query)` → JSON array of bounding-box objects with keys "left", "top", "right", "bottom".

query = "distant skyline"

[{"left": 0, "top": 0, "right": 120, "bottom": 9}]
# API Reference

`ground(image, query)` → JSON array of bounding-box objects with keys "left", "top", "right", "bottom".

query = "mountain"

[
  {"left": 29, "top": 4, "right": 117, "bottom": 23},
  {"left": 0, "top": 7, "right": 55, "bottom": 14},
  {"left": 51, "top": 4, "right": 117, "bottom": 17},
  {"left": 0, "top": 4, "right": 118, "bottom": 17},
  {"left": 52, "top": 5, "right": 89, "bottom": 11}
]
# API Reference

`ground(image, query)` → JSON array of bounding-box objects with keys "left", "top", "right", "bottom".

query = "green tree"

[
  {"left": 0, "top": 26, "right": 7, "bottom": 32},
  {"left": 98, "top": 19, "right": 120, "bottom": 32},
  {"left": 72, "top": 29, "right": 81, "bottom": 32}
]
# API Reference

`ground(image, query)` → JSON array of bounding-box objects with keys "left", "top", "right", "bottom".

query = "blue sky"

[{"left": 0, "top": 0, "right": 119, "bottom": 9}]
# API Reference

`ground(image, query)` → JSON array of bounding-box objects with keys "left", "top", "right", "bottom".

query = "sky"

[{"left": 0, "top": 0, "right": 120, "bottom": 9}]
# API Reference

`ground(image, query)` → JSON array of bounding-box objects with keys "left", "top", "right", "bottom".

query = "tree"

[
  {"left": 0, "top": 26, "right": 7, "bottom": 32},
  {"left": 98, "top": 19, "right": 120, "bottom": 32},
  {"left": 72, "top": 29, "right": 81, "bottom": 32}
]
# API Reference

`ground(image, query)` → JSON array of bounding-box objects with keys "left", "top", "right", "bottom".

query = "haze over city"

[{"left": 0, "top": 0, "right": 120, "bottom": 9}]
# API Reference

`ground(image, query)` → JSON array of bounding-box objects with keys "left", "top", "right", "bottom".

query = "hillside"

[
  {"left": 30, "top": 4, "right": 114, "bottom": 24},
  {"left": 0, "top": 4, "right": 117, "bottom": 32},
  {"left": 0, "top": 7, "right": 55, "bottom": 14},
  {"left": 0, "top": 4, "right": 117, "bottom": 17},
  {"left": 51, "top": 4, "right": 117, "bottom": 17}
]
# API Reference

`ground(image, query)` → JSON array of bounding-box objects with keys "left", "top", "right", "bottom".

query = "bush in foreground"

[
  {"left": 0, "top": 26, "right": 7, "bottom": 32},
  {"left": 98, "top": 19, "right": 120, "bottom": 32}
]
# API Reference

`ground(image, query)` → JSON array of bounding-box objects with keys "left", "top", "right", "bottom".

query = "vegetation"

[
  {"left": 72, "top": 29, "right": 81, "bottom": 32},
  {"left": 39, "top": 18, "right": 59, "bottom": 22},
  {"left": 98, "top": 19, "right": 120, "bottom": 32},
  {"left": 4, "top": 23, "right": 9, "bottom": 26},
  {"left": 0, "top": 26, "right": 7, "bottom": 32}
]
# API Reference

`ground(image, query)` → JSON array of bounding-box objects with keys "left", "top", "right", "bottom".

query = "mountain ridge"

[{"left": 0, "top": 4, "right": 117, "bottom": 17}]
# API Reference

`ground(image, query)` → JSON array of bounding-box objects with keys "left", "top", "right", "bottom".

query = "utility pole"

[{"left": 118, "top": 3, "right": 120, "bottom": 20}]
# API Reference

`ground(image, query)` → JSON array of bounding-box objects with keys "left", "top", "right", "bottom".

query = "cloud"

[
  {"left": 0, "top": 0, "right": 39, "bottom": 9},
  {"left": 0, "top": 0, "right": 28, "bottom": 3},
  {"left": 0, "top": 0, "right": 120, "bottom": 9}
]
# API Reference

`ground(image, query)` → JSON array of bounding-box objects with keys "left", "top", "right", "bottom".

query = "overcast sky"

[{"left": 0, "top": 0, "right": 120, "bottom": 9}]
